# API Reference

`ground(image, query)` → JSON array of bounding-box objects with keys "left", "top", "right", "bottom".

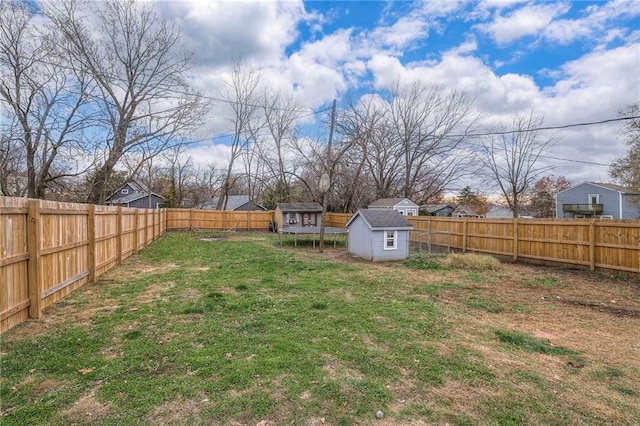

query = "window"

[
  {"left": 288, "top": 212, "right": 297, "bottom": 223},
  {"left": 121, "top": 189, "right": 129, "bottom": 194},
  {"left": 384, "top": 230, "right": 397, "bottom": 250},
  {"left": 588, "top": 194, "right": 599, "bottom": 204},
  {"left": 406, "top": 210, "right": 415, "bottom": 216}
]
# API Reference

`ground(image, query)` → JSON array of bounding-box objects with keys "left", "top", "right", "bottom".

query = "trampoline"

[{"left": 279, "top": 226, "right": 348, "bottom": 247}]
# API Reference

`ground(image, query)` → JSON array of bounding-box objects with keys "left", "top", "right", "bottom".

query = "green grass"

[
  {"left": 494, "top": 330, "right": 576, "bottom": 355},
  {"left": 524, "top": 276, "right": 561, "bottom": 287},
  {"left": 467, "top": 295, "right": 504, "bottom": 313},
  {"left": 0, "top": 232, "right": 636, "bottom": 425}
]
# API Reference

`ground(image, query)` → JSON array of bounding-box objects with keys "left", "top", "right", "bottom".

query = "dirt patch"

[
  {"left": 144, "top": 392, "right": 210, "bottom": 424},
  {"left": 58, "top": 384, "right": 111, "bottom": 424}
]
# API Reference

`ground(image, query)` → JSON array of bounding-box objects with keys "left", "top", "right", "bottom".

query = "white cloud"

[
  {"left": 543, "top": 0, "right": 640, "bottom": 45},
  {"left": 155, "top": 0, "right": 307, "bottom": 68},
  {"left": 476, "top": 2, "right": 571, "bottom": 45}
]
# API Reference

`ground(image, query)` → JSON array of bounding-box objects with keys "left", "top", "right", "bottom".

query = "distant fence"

[
  {"left": 1, "top": 197, "right": 166, "bottom": 333},
  {"left": 165, "top": 208, "right": 274, "bottom": 231},
  {"left": 327, "top": 213, "right": 640, "bottom": 274},
  {"left": 2, "top": 203, "right": 638, "bottom": 333}
]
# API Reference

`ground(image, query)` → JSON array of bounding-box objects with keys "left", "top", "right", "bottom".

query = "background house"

[
  {"left": 347, "top": 209, "right": 413, "bottom": 261},
  {"left": 274, "top": 202, "right": 323, "bottom": 229},
  {"left": 208, "top": 195, "right": 266, "bottom": 211},
  {"left": 105, "top": 180, "right": 165, "bottom": 209},
  {"left": 485, "top": 204, "right": 514, "bottom": 218},
  {"left": 556, "top": 182, "right": 640, "bottom": 219},
  {"left": 368, "top": 198, "right": 419, "bottom": 216},
  {"left": 452, "top": 205, "right": 484, "bottom": 218},
  {"left": 420, "top": 204, "right": 455, "bottom": 217}
]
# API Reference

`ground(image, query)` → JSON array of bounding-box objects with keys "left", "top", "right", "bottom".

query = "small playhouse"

[
  {"left": 274, "top": 202, "right": 323, "bottom": 230},
  {"left": 346, "top": 209, "right": 413, "bottom": 261}
]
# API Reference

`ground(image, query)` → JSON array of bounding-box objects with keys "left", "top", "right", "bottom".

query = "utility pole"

[{"left": 319, "top": 99, "right": 337, "bottom": 253}]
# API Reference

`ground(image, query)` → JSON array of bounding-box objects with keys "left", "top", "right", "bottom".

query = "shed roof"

[
  {"left": 368, "top": 198, "right": 417, "bottom": 208},
  {"left": 277, "top": 202, "right": 323, "bottom": 212},
  {"left": 347, "top": 209, "right": 413, "bottom": 230}
]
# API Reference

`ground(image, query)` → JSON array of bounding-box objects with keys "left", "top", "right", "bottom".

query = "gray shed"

[{"left": 346, "top": 209, "right": 414, "bottom": 261}]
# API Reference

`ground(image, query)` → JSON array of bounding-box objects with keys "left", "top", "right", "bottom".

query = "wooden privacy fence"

[
  {"left": 2, "top": 204, "right": 638, "bottom": 332},
  {"left": 1, "top": 197, "right": 166, "bottom": 333},
  {"left": 165, "top": 208, "right": 274, "bottom": 231},
  {"left": 326, "top": 213, "right": 639, "bottom": 274}
]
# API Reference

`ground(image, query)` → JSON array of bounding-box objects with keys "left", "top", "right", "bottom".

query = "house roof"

[
  {"left": 420, "top": 204, "right": 454, "bottom": 213},
  {"left": 368, "top": 198, "right": 417, "bottom": 208},
  {"left": 347, "top": 209, "right": 414, "bottom": 230},
  {"left": 105, "top": 192, "right": 164, "bottom": 205},
  {"left": 558, "top": 182, "right": 639, "bottom": 195},
  {"left": 212, "top": 195, "right": 248, "bottom": 210},
  {"left": 277, "top": 202, "right": 323, "bottom": 212},
  {"left": 589, "top": 182, "right": 639, "bottom": 194},
  {"left": 106, "top": 179, "right": 164, "bottom": 202},
  {"left": 452, "top": 205, "right": 481, "bottom": 217}
]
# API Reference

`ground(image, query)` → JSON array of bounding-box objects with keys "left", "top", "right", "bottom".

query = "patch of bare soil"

[
  {"left": 143, "top": 392, "right": 210, "bottom": 424},
  {"left": 57, "top": 384, "right": 111, "bottom": 425}
]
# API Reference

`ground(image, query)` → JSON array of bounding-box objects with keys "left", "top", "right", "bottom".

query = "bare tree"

[
  {"left": 480, "top": 112, "right": 556, "bottom": 217},
  {"left": 0, "top": 0, "right": 94, "bottom": 198},
  {"left": 218, "top": 62, "right": 261, "bottom": 210},
  {"left": 160, "top": 145, "right": 195, "bottom": 208},
  {"left": 387, "top": 81, "right": 478, "bottom": 202},
  {"left": 335, "top": 84, "right": 478, "bottom": 206},
  {"left": 610, "top": 103, "right": 640, "bottom": 191},
  {"left": 44, "top": 0, "right": 205, "bottom": 204},
  {"left": 254, "top": 88, "right": 305, "bottom": 205},
  {"left": 336, "top": 95, "right": 390, "bottom": 209},
  {"left": 0, "top": 117, "right": 26, "bottom": 196}
]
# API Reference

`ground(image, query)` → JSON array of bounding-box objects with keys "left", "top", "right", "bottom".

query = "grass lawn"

[{"left": 1, "top": 232, "right": 639, "bottom": 425}]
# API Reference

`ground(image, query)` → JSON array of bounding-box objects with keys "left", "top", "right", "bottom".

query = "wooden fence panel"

[
  {"left": 121, "top": 209, "right": 138, "bottom": 260},
  {"left": 95, "top": 206, "right": 118, "bottom": 276},
  {"left": 595, "top": 221, "right": 640, "bottom": 273},
  {"left": 0, "top": 198, "right": 29, "bottom": 333},
  {"left": 170, "top": 209, "right": 275, "bottom": 231},
  {"left": 0, "top": 197, "right": 169, "bottom": 333},
  {"left": 38, "top": 200, "right": 90, "bottom": 312}
]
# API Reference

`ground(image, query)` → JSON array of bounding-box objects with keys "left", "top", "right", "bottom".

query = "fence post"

[
  {"left": 513, "top": 218, "right": 519, "bottom": 262},
  {"left": 88, "top": 204, "right": 96, "bottom": 283},
  {"left": 116, "top": 206, "right": 123, "bottom": 264},
  {"left": 462, "top": 218, "right": 468, "bottom": 253},
  {"left": 144, "top": 210, "right": 148, "bottom": 246},
  {"left": 133, "top": 210, "right": 139, "bottom": 254},
  {"left": 589, "top": 219, "right": 596, "bottom": 272},
  {"left": 27, "top": 200, "right": 42, "bottom": 319},
  {"left": 189, "top": 209, "right": 194, "bottom": 231},
  {"left": 152, "top": 209, "right": 156, "bottom": 241}
]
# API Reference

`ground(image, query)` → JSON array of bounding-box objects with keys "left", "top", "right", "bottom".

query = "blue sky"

[{"left": 153, "top": 0, "right": 640, "bottom": 186}]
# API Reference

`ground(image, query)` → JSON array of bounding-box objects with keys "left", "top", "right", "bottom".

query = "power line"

[
  {"left": 455, "top": 115, "right": 639, "bottom": 138},
  {"left": 538, "top": 155, "right": 610, "bottom": 167}
]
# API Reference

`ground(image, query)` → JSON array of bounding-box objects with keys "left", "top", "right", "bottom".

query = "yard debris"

[
  {"left": 256, "top": 421, "right": 267, "bottom": 426},
  {"left": 225, "top": 353, "right": 233, "bottom": 359},
  {"left": 376, "top": 410, "right": 384, "bottom": 419},
  {"left": 79, "top": 367, "right": 95, "bottom": 375}
]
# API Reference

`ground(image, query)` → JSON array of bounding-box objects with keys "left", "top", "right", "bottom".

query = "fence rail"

[{"left": 2, "top": 201, "right": 638, "bottom": 333}]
